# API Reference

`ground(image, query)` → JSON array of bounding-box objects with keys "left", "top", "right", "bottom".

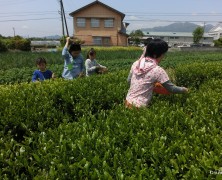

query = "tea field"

[{"left": 0, "top": 49, "right": 222, "bottom": 179}]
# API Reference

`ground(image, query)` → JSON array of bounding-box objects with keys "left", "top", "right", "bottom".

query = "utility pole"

[
  {"left": 59, "top": 0, "right": 65, "bottom": 37},
  {"left": 60, "top": 0, "right": 69, "bottom": 37},
  {"left": 203, "top": 21, "right": 206, "bottom": 32},
  {"left": 13, "top": 27, "right": 15, "bottom": 37}
]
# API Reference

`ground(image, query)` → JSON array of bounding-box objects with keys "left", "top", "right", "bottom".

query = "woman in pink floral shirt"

[{"left": 126, "top": 39, "right": 188, "bottom": 108}]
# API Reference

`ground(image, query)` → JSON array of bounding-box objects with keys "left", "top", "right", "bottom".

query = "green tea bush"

[
  {"left": 175, "top": 62, "right": 222, "bottom": 89},
  {"left": 0, "top": 70, "right": 129, "bottom": 132},
  {"left": 1, "top": 52, "right": 222, "bottom": 179}
]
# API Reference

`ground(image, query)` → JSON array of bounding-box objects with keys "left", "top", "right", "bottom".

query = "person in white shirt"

[{"left": 85, "top": 48, "right": 108, "bottom": 76}]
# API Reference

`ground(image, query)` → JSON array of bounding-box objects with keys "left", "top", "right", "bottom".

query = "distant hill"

[
  {"left": 140, "top": 22, "right": 214, "bottom": 33},
  {"left": 44, "top": 35, "right": 61, "bottom": 40}
]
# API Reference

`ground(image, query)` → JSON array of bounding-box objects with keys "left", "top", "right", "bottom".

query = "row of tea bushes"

[
  {"left": 0, "top": 70, "right": 129, "bottom": 134},
  {"left": 1, "top": 62, "right": 222, "bottom": 137},
  {"left": 0, "top": 47, "right": 142, "bottom": 71},
  {"left": 1, "top": 79, "right": 221, "bottom": 179},
  {"left": 1, "top": 60, "right": 222, "bottom": 179},
  {"left": 1, "top": 51, "right": 222, "bottom": 85},
  {"left": 175, "top": 62, "right": 222, "bottom": 89},
  {"left": 0, "top": 58, "right": 134, "bottom": 85},
  {"left": 0, "top": 65, "right": 64, "bottom": 85}
]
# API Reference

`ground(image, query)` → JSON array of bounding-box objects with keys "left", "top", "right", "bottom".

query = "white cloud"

[
  {"left": 191, "top": 12, "right": 198, "bottom": 16},
  {"left": 22, "top": 25, "right": 29, "bottom": 29},
  {"left": 128, "top": 15, "right": 139, "bottom": 20}
]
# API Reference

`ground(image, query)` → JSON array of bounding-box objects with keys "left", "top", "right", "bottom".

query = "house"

[
  {"left": 31, "top": 40, "right": 60, "bottom": 52},
  {"left": 69, "top": 0, "right": 129, "bottom": 46},
  {"left": 208, "top": 22, "right": 222, "bottom": 40},
  {"left": 31, "top": 41, "right": 60, "bottom": 47},
  {"left": 141, "top": 32, "right": 214, "bottom": 47}
]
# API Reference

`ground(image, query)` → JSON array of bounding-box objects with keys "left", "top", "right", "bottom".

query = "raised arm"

[{"left": 62, "top": 37, "right": 71, "bottom": 58}]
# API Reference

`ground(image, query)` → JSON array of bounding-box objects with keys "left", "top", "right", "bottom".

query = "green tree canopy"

[
  {"left": 192, "top": 27, "right": 204, "bottom": 44},
  {"left": 129, "top": 29, "right": 144, "bottom": 45},
  {"left": 214, "top": 37, "right": 222, "bottom": 47}
]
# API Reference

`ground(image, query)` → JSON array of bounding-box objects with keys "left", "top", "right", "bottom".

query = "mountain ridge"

[{"left": 140, "top": 22, "right": 214, "bottom": 33}]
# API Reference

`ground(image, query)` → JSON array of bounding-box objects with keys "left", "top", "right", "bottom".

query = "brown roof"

[{"left": 69, "top": 0, "right": 125, "bottom": 19}]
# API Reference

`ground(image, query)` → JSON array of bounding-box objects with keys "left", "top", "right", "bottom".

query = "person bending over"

[{"left": 125, "top": 39, "right": 188, "bottom": 108}]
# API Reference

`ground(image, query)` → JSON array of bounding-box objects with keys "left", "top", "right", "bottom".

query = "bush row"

[
  {"left": 0, "top": 48, "right": 142, "bottom": 71},
  {"left": 1, "top": 51, "right": 222, "bottom": 85},
  {"left": 0, "top": 76, "right": 221, "bottom": 179},
  {"left": 0, "top": 36, "right": 31, "bottom": 52},
  {"left": 0, "top": 62, "right": 221, "bottom": 128},
  {"left": 1, "top": 56, "right": 222, "bottom": 179},
  {"left": 1, "top": 50, "right": 222, "bottom": 72},
  {"left": 0, "top": 58, "right": 134, "bottom": 85},
  {"left": 175, "top": 62, "right": 222, "bottom": 89},
  {"left": 0, "top": 70, "right": 129, "bottom": 132}
]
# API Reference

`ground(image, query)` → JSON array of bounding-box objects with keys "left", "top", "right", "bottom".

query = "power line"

[
  {"left": 126, "top": 14, "right": 222, "bottom": 17},
  {"left": 0, "top": 13, "right": 58, "bottom": 18},
  {"left": 125, "top": 19, "right": 220, "bottom": 23},
  {"left": 0, "top": 11, "right": 58, "bottom": 14},
  {"left": 0, "top": 17, "right": 219, "bottom": 24},
  {"left": 0, "top": 0, "right": 36, "bottom": 7},
  {"left": 0, "top": 17, "right": 60, "bottom": 22},
  {"left": 1, "top": 10, "right": 221, "bottom": 15},
  {"left": 124, "top": 12, "right": 222, "bottom": 14}
]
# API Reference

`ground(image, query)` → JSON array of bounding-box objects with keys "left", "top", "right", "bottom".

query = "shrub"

[
  {"left": 0, "top": 54, "right": 222, "bottom": 179},
  {"left": 0, "top": 39, "right": 7, "bottom": 52},
  {"left": 214, "top": 38, "right": 222, "bottom": 47},
  {"left": 4, "top": 37, "right": 31, "bottom": 51}
]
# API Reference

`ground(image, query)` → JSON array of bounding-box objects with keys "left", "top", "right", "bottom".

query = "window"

[
  {"left": 170, "top": 37, "right": 179, "bottom": 39},
  {"left": 91, "top": 18, "right": 100, "bottom": 27},
  {"left": 103, "top": 37, "right": 110, "bottom": 45},
  {"left": 93, "top": 37, "right": 102, "bottom": 45},
  {"left": 104, "top": 19, "right": 114, "bottom": 27},
  {"left": 77, "top": 18, "right": 86, "bottom": 27}
]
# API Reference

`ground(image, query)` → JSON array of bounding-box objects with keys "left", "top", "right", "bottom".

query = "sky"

[{"left": 0, "top": 0, "right": 222, "bottom": 37}]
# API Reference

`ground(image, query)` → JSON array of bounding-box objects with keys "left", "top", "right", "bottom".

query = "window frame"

[
  {"left": 76, "top": 18, "right": 86, "bottom": 28},
  {"left": 91, "top": 18, "right": 100, "bottom": 28},
  {"left": 93, "top": 36, "right": 102, "bottom": 45},
  {"left": 104, "top": 19, "right": 114, "bottom": 28}
]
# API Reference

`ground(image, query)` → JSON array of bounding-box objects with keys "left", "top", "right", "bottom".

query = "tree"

[
  {"left": 192, "top": 27, "right": 204, "bottom": 44},
  {"left": 129, "top": 29, "right": 144, "bottom": 45},
  {"left": 0, "top": 39, "right": 7, "bottom": 52},
  {"left": 214, "top": 38, "right": 222, "bottom": 47}
]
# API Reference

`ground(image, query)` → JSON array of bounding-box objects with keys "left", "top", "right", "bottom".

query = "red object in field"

[{"left": 153, "top": 82, "right": 171, "bottom": 95}]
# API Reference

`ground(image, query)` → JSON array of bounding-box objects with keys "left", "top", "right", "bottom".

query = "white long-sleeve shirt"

[{"left": 85, "top": 59, "right": 106, "bottom": 76}]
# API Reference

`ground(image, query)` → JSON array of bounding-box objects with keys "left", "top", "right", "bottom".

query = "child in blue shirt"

[
  {"left": 62, "top": 37, "right": 84, "bottom": 79},
  {"left": 32, "top": 57, "right": 54, "bottom": 82}
]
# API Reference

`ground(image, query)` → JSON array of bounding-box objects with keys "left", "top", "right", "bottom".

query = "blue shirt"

[
  {"left": 62, "top": 47, "right": 84, "bottom": 80},
  {"left": 32, "top": 70, "right": 52, "bottom": 82}
]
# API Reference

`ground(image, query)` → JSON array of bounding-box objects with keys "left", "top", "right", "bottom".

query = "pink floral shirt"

[{"left": 126, "top": 57, "right": 169, "bottom": 107}]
